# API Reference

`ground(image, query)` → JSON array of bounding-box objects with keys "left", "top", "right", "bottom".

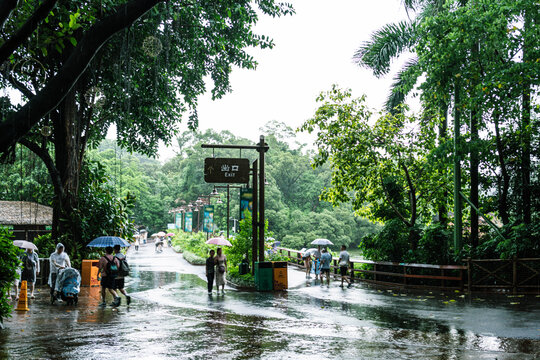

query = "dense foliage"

[
  {"left": 305, "top": 0, "right": 539, "bottom": 262},
  {"left": 89, "top": 125, "right": 380, "bottom": 252},
  {"left": 0, "top": 0, "right": 294, "bottom": 252},
  {"left": 171, "top": 231, "right": 210, "bottom": 265},
  {"left": 0, "top": 227, "right": 21, "bottom": 325}
]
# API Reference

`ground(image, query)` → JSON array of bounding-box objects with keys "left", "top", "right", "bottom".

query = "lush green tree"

[
  {"left": 0, "top": 0, "right": 293, "bottom": 248},
  {"left": 301, "top": 86, "right": 442, "bottom": 250}
]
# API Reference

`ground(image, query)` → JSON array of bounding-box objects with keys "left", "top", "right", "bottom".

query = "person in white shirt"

[
  {"left": 49, "top": 243, "right": 71, "bottom": 302},
  {"left": 338, "top": 245, "right": 352, "bottom": 288}
]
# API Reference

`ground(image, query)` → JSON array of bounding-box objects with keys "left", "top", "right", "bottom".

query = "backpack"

[
  {"left": 117, "top": 256, "right": 130, "bottom": 277},
  {"left": 23, "top": 253, "right": 34, "bottom": 271},
  {"left": 105, "top": 256, "right": 118, "bottom": 278}
]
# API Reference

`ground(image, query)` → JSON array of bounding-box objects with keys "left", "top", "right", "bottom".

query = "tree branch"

[
  {"left": 0, "top": 0, "right": 58, "bottom": 64},
  {"left": 400, "top": 161, "right": 417, "bottom": 226},
  {"left": 380, "top": 174, "right": 412, "bottom": 227},
  {"left": 8, "top": 76, "right": 35, "bottom": 99},
  {"left": 0, "top": 0, "right": 17, "bottom": 31},
  {"left": 0, "top": 0, "right": 162, "bottom": 155},
  {"left": 18, "top": 137, "right": 64, "bottom": 200}
]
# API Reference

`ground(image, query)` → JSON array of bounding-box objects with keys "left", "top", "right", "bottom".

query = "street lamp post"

[{"left": 212, "top": 185, "right": 243, "bottom": 240}]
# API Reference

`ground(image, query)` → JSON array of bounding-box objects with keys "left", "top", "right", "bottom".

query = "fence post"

[
  {"left": 374, "top": 263, "right": 377, "bottom": 283},
  {"left": 467, "top": 258, "right": 472, "bottom": 293},
  {"left": 403, "top": 265, "right": 407, "bottom": 286},
  {"left": 350, "top": 261, "right": 354, "bottom": 283},
  {"left": 512, "top": 256, "right": 517, "bottom": 295},
  {"left": 441, "top": 269, "right": 445, "bottom": 288}
]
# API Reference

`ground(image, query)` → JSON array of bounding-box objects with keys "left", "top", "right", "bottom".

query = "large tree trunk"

[{"left": 52, "top": 90, "right": 84, "bottom": 258}]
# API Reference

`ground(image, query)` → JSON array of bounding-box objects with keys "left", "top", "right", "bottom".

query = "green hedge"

[
  {"left": 182, "top": 250, "right": 205, "bottom": 265},
  {"left": 226, "top": 266, "right": 255, "bottom": 289}
]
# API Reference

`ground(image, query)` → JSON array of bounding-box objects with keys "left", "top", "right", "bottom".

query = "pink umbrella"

[
  {"left": 166, "top": 232, "right": 175, "bottom": 237},
  {"left": 205, "top": 237, "right": 232, "bottom": 247}
]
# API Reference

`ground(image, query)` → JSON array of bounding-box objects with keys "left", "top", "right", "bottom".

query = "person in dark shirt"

[{"left": 206, "top": 250, "right": 216, "bottom": 295}]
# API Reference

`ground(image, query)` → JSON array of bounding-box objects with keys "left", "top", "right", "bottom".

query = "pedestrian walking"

[
  {"left": 8, "top": 251, "right": 22, "bottom": 300},
  {"left": 339, "top": 245, "right": 352, "bottom": 288},
  {"left": 98, "top": 246, "right": 121, "bottom": 307},
  {"left": 215, "top": 248, "right": 227, "bottom": 294},
  {"left": 20, "top": 248, "right": 39, "bottom": 298},
  {"left": 134, "top": 236, "right": 140, "bottom": 252},
  {"left": 49, "top": 243, "right": 71, "bottom": 303},
  {"left": 302, "top": 252, "right": 312, "bottom": 279},
  {"left": 320, "top": 248, "right": 332, "bottom": 286},
  {"left": 206, "top": 249, "right": 215, "bottom": 295},
  {"left": 113, "top": 245, "right": 131, "bottom": 306},
  {"left": 312, "top": 247, "right": 321, "bottom": 280}
]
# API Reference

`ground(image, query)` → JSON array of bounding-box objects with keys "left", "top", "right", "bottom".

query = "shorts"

[
  {"left": 21, "top": 269, "right": 35, "bottom": 283},
  {"left": 101, "top": 276, "right": 115, "bottom": 289},
  {"left": 321, "top": 268, "right": 330, "bottom": 275},
  {"left": 113, "top": 277, "right": 125, "bottom": 290},
  {"left": 340, "top": 266, "right": 348, "bottom": 276},
  {"left": 14, "top": 268, "right": 21, "bottom": 285}
]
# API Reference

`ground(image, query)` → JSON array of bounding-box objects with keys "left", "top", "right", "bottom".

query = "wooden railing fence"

[{"left": 276, "top": 247, "right": 540, "bottom": 294}]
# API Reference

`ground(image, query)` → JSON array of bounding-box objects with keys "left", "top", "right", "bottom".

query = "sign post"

[{"left": 201, "top": 136, "right": 269, "bottom": 274}]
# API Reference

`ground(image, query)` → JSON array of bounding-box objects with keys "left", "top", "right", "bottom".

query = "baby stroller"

[{"left": 53, "top": 267, "right": 81, "bottom": 305}]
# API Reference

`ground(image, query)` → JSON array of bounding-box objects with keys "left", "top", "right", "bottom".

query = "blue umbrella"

[{"left": 87, "top": 236, "right": 131, "bottom": 248}]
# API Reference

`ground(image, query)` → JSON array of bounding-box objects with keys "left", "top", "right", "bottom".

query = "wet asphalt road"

[{"left": 1, "top": 244, "right": 539, "bottom": 359}]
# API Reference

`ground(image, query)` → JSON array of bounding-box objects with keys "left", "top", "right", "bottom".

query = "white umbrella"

[
  {"left": 157, "top": 231, "right": 166, "bottom": 237},
  {"left": 206, "top": 237, "right": 232, "bottom": 247},
  {"left": 13, "top": 240, "right": 38, "bottom": 250},
  {"left": 311, "top": 238, "right": 333, "bottom": 246}
]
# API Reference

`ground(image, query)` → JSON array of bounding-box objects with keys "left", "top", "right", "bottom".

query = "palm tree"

[{"left": 353, "top": 1, "right": 445, "bottom": 114}]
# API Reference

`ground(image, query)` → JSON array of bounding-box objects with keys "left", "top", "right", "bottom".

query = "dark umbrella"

[{"left": 87, "top": 236, "right": 131, "bottom": 248}]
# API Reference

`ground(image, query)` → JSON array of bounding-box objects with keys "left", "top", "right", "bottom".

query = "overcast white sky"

[{"left": 153, "top": 1, "right": 413, "bottom": 160}]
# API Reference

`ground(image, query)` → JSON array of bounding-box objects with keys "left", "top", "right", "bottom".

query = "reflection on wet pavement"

[{"left": 1, "top": 245, "right": 539, "bottom": 359}]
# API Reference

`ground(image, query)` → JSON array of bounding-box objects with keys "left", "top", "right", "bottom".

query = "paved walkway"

[{"left": 1, "top": 244, "right": 538, "bottom": 359}]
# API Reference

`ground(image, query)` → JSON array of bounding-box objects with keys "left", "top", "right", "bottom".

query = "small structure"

[{"left": 0, "top": 201, "right": 52, "bottom": 241}]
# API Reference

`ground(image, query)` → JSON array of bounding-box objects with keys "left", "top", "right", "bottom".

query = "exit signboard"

[{"left": 204, "top": 158, "right": 250, "bottom": 184}]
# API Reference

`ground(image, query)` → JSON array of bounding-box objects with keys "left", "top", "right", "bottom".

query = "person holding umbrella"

[
  {"left": 98, "top": 246, "right": 121, "bottom": 307},
  {"left": 205, "top": 237, "right": 231, "bottom": 294},
  {"left": 20, "top": 247, "right": 39, "bottom": 299},
  {"left": 87, "top": 236, "right": 130, "bottom": 307},
  {"left": 215, "top": 248, "right": 227, "bottom": 294}
]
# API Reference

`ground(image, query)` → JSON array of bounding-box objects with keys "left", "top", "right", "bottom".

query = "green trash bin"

[{"left": 255, "top": 262, "right": 273, "bottom": 291}]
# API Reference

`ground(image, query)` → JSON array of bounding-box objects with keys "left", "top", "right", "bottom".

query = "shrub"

[
  {"left": 0, "top": 227, "right": 22, "bottom": 325},
  {"left": 225, "top": 214, "right": 272, "bottom": 267},
  {"left": 34, "top": 233, "right": 55, "bottom": 258},
  {"left": 182, "top": 250, "right": 206, "bottom": 265},
  {"left": 413, "top": 223, "right": 452, "bottom": 264},
  {"left": 359, "top": 219, "right": 411, "bottom": 262},
  {"left": 171, "top": 231, "right": 212, "bottom": 259},
  {"left": 226, "top": 266, "right": 255, "bottom": 289}
]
